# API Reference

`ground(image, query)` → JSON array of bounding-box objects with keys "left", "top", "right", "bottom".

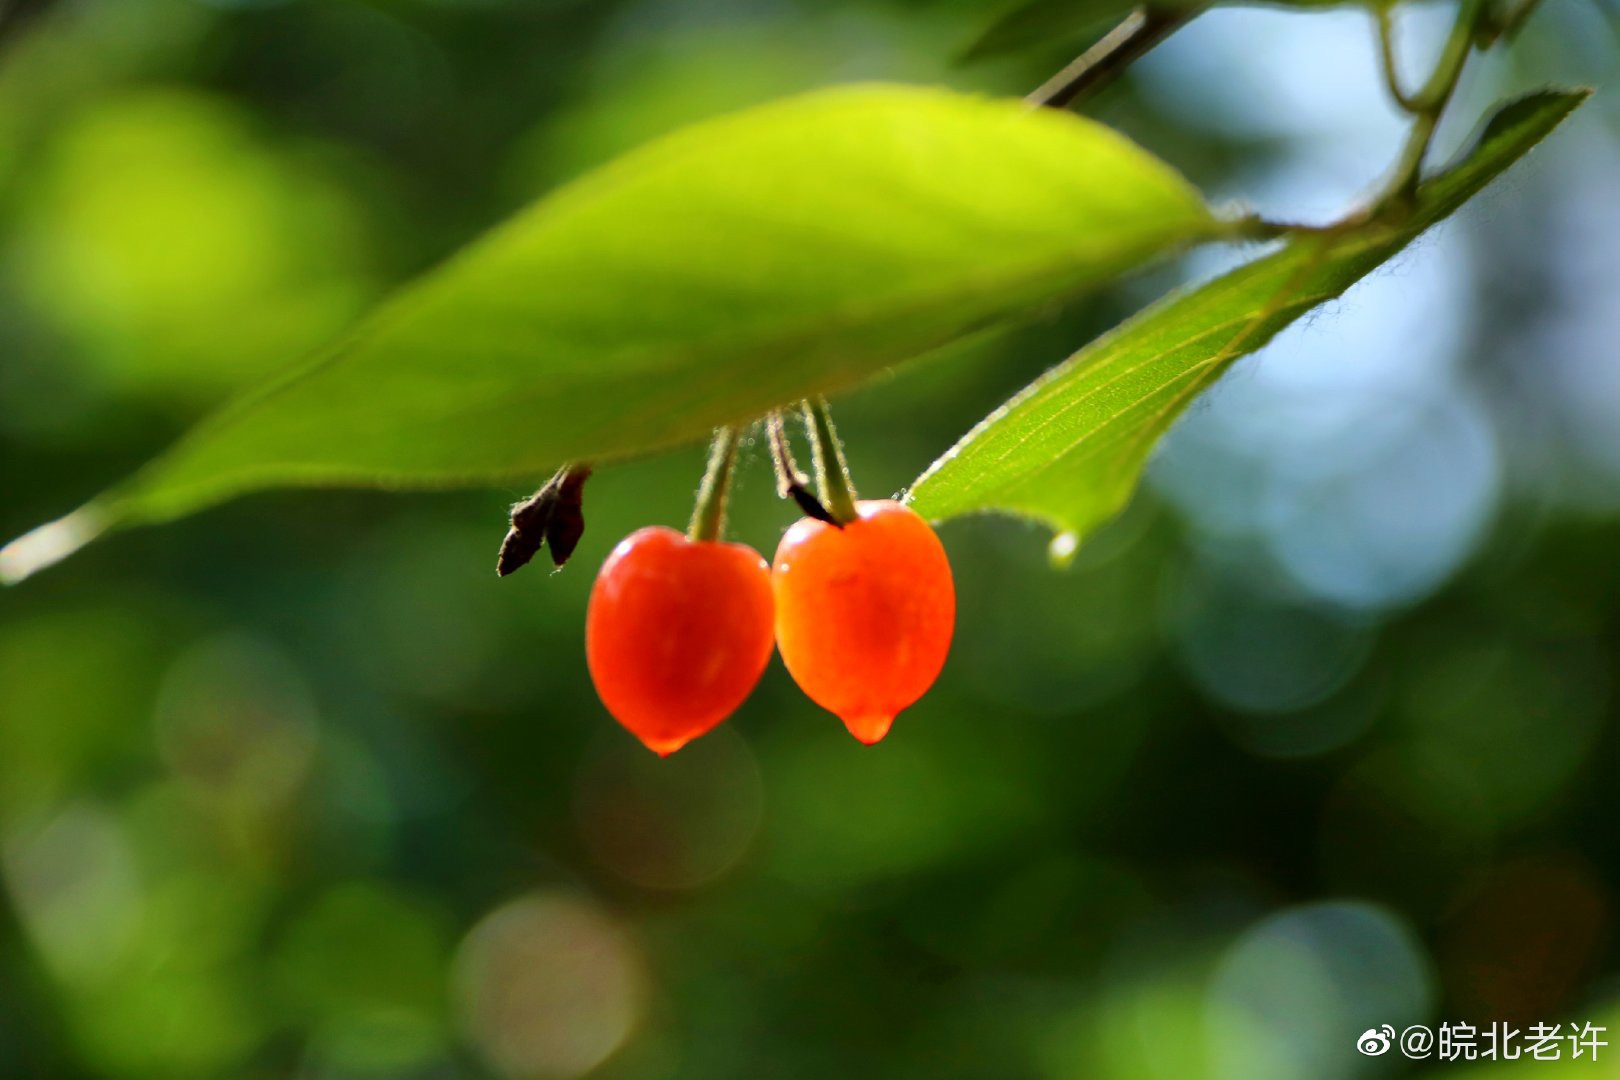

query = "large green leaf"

[
  {"left": 1, "top": 83, "right": 1218, "bottom": 584},
  {"left": 905, "top": 90, "right": 1588, "bottom": 547}
]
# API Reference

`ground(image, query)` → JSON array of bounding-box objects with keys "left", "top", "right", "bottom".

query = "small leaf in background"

[
  {"left": 905, "top": 90, "right": 1589, "bottom": 550},
  {"left": 957, "top": 0, "right": 1146, "bottom": 64},
  {"left": 957, "top": 0, "right": 1382, "bottom": 65},
  {"left": 1, "top": 83, "right": 1218, "bottom": 584}
]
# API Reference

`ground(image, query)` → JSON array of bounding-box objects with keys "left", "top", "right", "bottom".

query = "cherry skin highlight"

[
  {"left": 772, "top": 500, "right": 955, "bottom": 744},
  {"left": 586, "top": 526, "right": 775, "bottom": 756}
]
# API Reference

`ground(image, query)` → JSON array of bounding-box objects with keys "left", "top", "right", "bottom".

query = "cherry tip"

[
  {"left": 636, "top": 734, "right": 692, "bottom": 757},
  {"left": 842, "top": 713, "right": 895, "bottom": 745}
]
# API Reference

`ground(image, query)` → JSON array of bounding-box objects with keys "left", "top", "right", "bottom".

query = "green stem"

[
  {"left": 1374, "top": 7, "right": 1423, "bottom": 112},
  {"left": 766, "top": 411, "right": 840, "bottom": 525},
  {"left": 1225, "top": 213, "right": 1348, "bottom": 243},
  {"left": 802, "top": 398, "right": 859, "bottom": 525},
  {"left": 765, "top": 411, "right": 805, "bottom": 498},
  {"left": 688, "top": 426, "right": 742, "bottom": 542},
  {"left": 1377, "top": 0, "right": 1483, "bottom": 210}
]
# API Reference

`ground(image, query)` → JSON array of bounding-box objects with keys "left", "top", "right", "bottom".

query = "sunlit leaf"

[
  {"left": 1, "top": 83, "right": 1219, "bottom": 583},
  {"left": 905, "top": 90, "right": 1589, "bottom": 549}
]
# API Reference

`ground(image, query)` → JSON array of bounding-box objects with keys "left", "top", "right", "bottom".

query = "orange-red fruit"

[
  {"left": 772, "top": 500, "right": 955, "bottom": 745},
  {"left": 586, "top": 527, "right": 775, "bottom": 756}
]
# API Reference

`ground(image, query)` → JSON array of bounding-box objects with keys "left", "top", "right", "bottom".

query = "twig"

[
  {"left": 1026, "top": 6, "right": 1197, "bottom": 111},
  {"left": 1374, "top": 7, "right": 1424, "bottom": 113},
  {"left": 1375, "top": 0, "right": 1484, "bottom": 211}
]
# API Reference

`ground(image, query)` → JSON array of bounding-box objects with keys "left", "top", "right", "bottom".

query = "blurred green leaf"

[
  {"left": 14, "top": 91, "right": 371, "bottom": 404},
  {"left": 1, "top": 83, "right": 1217, "bottom": 583},
  {"left": 905, "top": 89, "right": 1588, "bottom": 542},
  {"left": 957, "top": 0, "right": 1355, "bottom": 64},
  {"left": 957, "top": 0, "right": 1150, "bottom": 63}
]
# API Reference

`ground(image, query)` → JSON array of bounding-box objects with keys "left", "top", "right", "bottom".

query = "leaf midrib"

[{"left": 107, "top": 216, "right": 1220, "bottom": 522}]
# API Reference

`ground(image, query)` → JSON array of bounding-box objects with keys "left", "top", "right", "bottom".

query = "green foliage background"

[{"left": 0, "top": 1, "right": 1617, "bottom": 1078}]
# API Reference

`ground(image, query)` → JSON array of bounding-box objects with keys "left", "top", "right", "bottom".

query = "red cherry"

[
  {"left": 586, "top": 526, "right": 775, "bottom": 755},
  {"left": 772, "top": 500, "right": 954, "bottom": 744}
]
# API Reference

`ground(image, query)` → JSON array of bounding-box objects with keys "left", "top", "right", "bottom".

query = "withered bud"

[{"left": 496, "top": 463, "right": 592, "bottom": 576}]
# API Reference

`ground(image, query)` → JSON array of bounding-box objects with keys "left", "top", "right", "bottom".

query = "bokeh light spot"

[
  {"left": 574, "top": 723, "right": 764, "bottom": 891},
  {"left": 153, "top": 632, "right": 319, "bottom": 810},
  {"left": 1, "top": 801, "right": 140, "bottom": 985},
  {"left": 454, "top": 892, "right": 646, "bottom": 1080},
  {"left": 274, "top": 881, "right": 452, "bottom": 1072},
  {"left": 1208, "top": 901, "right": 1434, "bottom": 1080}
]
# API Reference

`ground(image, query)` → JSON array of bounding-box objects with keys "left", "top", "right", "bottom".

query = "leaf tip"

[{"left": 0, "top": 508, "right": 107, "bottom": 586}]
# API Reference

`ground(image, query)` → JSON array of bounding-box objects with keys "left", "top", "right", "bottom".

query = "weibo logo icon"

[{"left": 1357, "top": 1025, "right": 1395, "bottom": 1056}]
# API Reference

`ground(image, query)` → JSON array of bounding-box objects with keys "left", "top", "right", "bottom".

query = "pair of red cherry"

[{"left": 585, "top": 500, "right": 954, "bottom": 755}]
